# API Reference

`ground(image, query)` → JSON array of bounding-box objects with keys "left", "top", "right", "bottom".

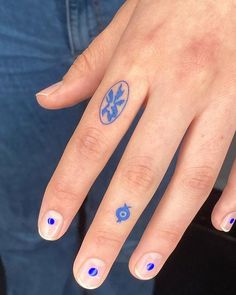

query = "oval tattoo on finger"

[{"left": 99, "top": 80, "right": 129, "bottom": 125}]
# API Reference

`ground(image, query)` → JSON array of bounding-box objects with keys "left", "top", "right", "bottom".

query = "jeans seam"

[
  {"left": 66, "top": 0, "right": 90, "bottom": 57},
  {"left": 91, "top": 0, "right": 104, "bottom": 33},
  {"left": 66, "top": 0, "right": 98, "bottom": 58},
  {"left": 66, "top": 0, "right": 79, "bottom": 57},
  {"left": 65, "top": 0, "right": 76, "bottom": 56}
]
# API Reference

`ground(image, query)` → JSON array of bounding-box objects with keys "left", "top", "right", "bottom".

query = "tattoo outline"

[{"left": 99, "top": 80, "right": 129, "bottom": 125}]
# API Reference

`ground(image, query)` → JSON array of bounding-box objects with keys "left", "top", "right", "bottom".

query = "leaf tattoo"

[{"left": 101, "top": 83, "right": 126, "bottom": 122}]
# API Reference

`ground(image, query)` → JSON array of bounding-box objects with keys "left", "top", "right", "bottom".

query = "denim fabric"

[{"left": 0, "top": 1, "right": 178, "bottom": 294}]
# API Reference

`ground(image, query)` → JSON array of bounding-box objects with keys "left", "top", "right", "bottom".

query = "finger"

[
  {"left": 212, "top": 156, "right": 236, "bottom": 232},
  {"left": 72, "top": 92, "right": 195, "bottom": 289},
  {"left": 38, "top": 73, "right": 148, "bottom": 240},
  {"left": 128, "top": 99, "right": 236, "bottom": 280},
  {"left": 36, "top": 0, "right": 138, "bottom": 109}
]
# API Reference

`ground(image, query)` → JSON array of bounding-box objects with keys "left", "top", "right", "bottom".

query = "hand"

[{"left": 36, "top": 0, "right": 236, "bottom": 289}]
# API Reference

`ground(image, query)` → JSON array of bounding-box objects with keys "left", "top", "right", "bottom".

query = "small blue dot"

[
  {"left": 48, "top": 218, "right": 55, "bottom": 225},
  {"left": 230, "top": 218, "right": 235, "bottom": 224},
  {"left": 147, "top": 263, "right": 155, "bottom": 271},
  {"left": 88, "top": 267, "right": 98, "bottom": 276}
]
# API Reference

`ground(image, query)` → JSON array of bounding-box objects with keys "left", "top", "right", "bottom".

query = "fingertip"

[
  {"left": 211, "top": 205, "right": 236, "bottom": 232},
  {"left": 210, "top": 211, "right": 222, "bottom": 231},
  {"left": 36, "top": 94, "right": 61, "bottom": 110},
  {"left": 38, "top": 226, "right": 57, "bottom": 241},
  {"left": 128, "top": 258, "right": 139, "bottom": 280},
  {"left": 38, "top": 210, "right": 64, "bottom": 240},
  {"left": 36, "top": 81, "right": 64, "bottom": 109},
  {"left": 129, "top": 251, "right": 163, "bottom": 281},
  {"left": 36, "top": 76, "right": 95, "bottom": 110},
  {"left": 128, "top": 255, "right": 142, "bottom": 280}
]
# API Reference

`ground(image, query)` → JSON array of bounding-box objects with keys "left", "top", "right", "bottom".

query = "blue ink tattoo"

[
  {"left": 47, "top": 218, "right": 55, "bottom": 225},
  {"left": 230, "top": 218, "right": 235, "bottom": 224},
  {"left": 147, "top": 263, "right": 155, "bottom": 271},
  {"left": 88, "top": 267, "right": 98, "bottom": 277},
  {"left": 99, "top": 81, "right": 129, "bottom": 125},
  {"left": 116, "top": 203, "right": 131, "bottom": 223}
]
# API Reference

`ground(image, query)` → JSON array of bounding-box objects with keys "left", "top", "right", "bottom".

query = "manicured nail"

[
  {"left": 36, "top": 81, "right": 62, "bottom": 97},
  {"left": 134, "top": 252, "right": 162, "bottom": 280},
  {"left": 220, "top": 212, "right": 236, "bottom": 232},
  {"left": 39, "top": 210, "right": 63, "bottom": 240},
  {"left": 75, "top": 258, "right": 106, "bottom": 289}
]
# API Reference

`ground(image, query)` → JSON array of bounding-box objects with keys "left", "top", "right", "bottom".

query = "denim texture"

[{"left": 0, "top": 1, "right": 178, "bottom": 294}]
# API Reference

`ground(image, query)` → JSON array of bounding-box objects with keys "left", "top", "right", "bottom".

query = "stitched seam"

[
  {"left": 91, "top": 0, "right": 104, "bottom": 33},
  {"left": 65, "top": 0, "right": 76, "bottom": 56}
]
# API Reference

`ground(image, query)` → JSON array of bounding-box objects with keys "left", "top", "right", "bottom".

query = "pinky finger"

[{"left": 212, "top": 156, "right": 236, "bottom": 232}]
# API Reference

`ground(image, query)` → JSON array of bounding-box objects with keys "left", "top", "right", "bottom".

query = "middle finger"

[{"left": 72, "top": 89, "right": 195, "bottom": 289}]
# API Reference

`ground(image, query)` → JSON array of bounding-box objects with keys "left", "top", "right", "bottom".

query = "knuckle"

[
  {"left": 177, "top": 34, "right": 220, "bottom": 78},
  {"left": 94, "top": 229, "right": 123, "bottom": 250},
  {"left": 198, "top": 134, "right": 224, "bottom": 154},
  {"left": 157, "top": 227, "right": 181, "bottom": 247},
  {"left": 76, "top": 127, "right": 108, "bottom": 161},
  {"left": 68, "top": 35, "right": 105, "bottom": 78},
  {"left": 72, "top": 49, "right": 93, "bottom": 75},
  {"left": 181, "top": 165, "right": 215, "bottom": 193},
  {"left": 121, "top": 156, "right": 157, "bottom": 192},
  {"left": 50, "top": 179, "right": 78, "bottom": 203}
]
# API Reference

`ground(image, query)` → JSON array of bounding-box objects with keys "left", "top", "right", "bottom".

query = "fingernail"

[
  {"left": 36, "top": 81, "right": 62, "bottom": 97},
  {"left": 39, "top": 210, "right": 63, "bottom": 240},
  {"left": 220, "top": 212, "right": 236, "bottom": 232},
  {"left": 75, "top": 258, "right": 106, "bottom": 289},
  {"left": 134, "top": 252, "right": 162, "bottom": 280}
]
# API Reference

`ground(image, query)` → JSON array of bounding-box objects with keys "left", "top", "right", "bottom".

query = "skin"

[{"left": 36, "top": 0, "right": 236, "bottom": 289}]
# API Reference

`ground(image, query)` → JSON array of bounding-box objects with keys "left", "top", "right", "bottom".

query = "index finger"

[{"left": 38, "top": 74, "right": 147, "bottom": 240}]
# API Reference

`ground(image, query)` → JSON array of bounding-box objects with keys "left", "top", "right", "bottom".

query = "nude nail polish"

[
  {"left": 39, "top": 210, "right": 63, "bottom": 240},
  {"left": 75, "top": 258, "right": 106, "bottom": 289},
  {"left": 134, "top": 252, "right": 162, "bottom": 280},
  {"left": 220, "top": 212, "right": 236, "bottom": 232},
  {"left": 36, "top": 81, "right": 62, "bottom": 97}
]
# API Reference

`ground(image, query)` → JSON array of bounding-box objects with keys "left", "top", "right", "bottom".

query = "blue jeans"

[{"left": 0, "top": 1, "right": 178, "bottom": 294}]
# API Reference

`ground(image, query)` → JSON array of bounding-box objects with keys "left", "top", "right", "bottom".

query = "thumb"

[{"left": 36, "top": 0, "right": 138, "bottom": 110}]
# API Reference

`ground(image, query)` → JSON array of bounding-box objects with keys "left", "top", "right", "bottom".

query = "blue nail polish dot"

[
  {"left": 230, "top": 218, "right": 235, "bottom": 224},
  {"left": 147, "top": 263, "right": 155, "bottom": 271},
  {"left": 47, "top": 218, "right": 55, "bottom": 225},
  {"left": 88, "top": 267, "right": 98, "bottom": 277}
]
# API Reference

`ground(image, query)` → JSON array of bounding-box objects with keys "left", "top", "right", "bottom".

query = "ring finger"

[{"left": 129, "top": 97, "right": 235, "bottom": 280}]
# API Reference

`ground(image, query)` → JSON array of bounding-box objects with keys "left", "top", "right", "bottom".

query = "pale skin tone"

[{"left": 36, "top": 0, "right": 236, "bottom": 289}]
